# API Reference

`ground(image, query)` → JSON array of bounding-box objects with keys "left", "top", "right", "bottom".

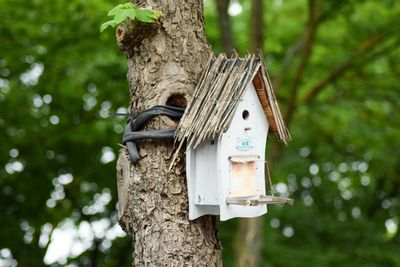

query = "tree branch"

[
  {"left": 284, "top": 0, "right": 322, "bottom": 127},
  {"left": 89, "top": 239, "right": 100, "bottom": 267},
  {"left": 300, "top": 33, "right": 399, "bottom": 103},
  {"left": 273, "top": 0, "right": 349, "bottom": 93},
  {"left": 273, "top": 36, "right": 304, "bottom": 92},
  {"left": 271, "top": 34, "right": 398, "bottom": 164}
]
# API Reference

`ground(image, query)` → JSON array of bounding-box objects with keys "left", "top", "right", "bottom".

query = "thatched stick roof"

[
  {"left": 168, "top": 53, "right": 291, "bottom": 170},
  {"left": 175, "top": 53, "right": 290, "bottom": 147}
]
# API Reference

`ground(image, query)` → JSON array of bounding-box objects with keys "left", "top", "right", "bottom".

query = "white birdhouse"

[{"left": 174, "top": 53, "right": 292, "bottom": 221}]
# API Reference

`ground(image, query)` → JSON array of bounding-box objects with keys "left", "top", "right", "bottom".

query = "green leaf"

[
  {"left": 123, "top": 2, "right": 136, "bottom": 9},
  {"left": 100, "top": 20, "right": 117, "bottom": 32},
  {"left": 150, "top": 10, "right": 163, "bottom": 19},
  {"left": 108, "top": 4, "right": 124, "bottom": 16},
  {"left": 135, "top": 9, "right": 158, "bottom": 23},
  {"left": 109, "top": 2, "right": 136, "bottom": 16},
  {"left": 113, "top": 10, "right": 129, "bottom": 24},
  {"left": 102, "top": 3, "right": 162, "bottom": 35},
  {"left": 123, "top": 9, "right": 136, "bottom": 20},
  {"left": 113, "top": 9, "right": 136, "bottom": 24}
]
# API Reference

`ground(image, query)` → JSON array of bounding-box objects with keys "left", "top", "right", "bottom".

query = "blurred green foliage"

[{"left": 0, "top": 0, "right": 399, "bottom": 266}]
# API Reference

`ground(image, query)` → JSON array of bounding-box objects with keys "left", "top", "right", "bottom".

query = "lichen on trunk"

[{"left": 115, "top": 0, "right": 222, "bottom": 266}]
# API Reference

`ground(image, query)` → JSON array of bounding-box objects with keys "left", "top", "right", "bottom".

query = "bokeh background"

[{"left": 0, "top": 0, "right": 399, "bottom": 266}]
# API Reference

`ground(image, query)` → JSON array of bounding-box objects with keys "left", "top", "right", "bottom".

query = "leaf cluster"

[{"left": 100, "top": 2, "right": 162, "bottom": 32}]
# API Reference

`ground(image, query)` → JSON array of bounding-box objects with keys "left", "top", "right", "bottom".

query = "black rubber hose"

[
  {"left": 130, "top": 105, "right": 184, "bottom": 131},
  {"left": 122, "top": 105, "right": 184, "bottom": 164},
  {"left": 123, "top": 129, "right": 176, "bottom": 143}
]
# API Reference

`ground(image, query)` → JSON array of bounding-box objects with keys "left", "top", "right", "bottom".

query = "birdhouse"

[{"left": 174, "top": 53, "right": 292, "bottom": 221}]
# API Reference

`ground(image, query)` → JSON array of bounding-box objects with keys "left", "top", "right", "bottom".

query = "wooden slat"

[{"left": 252, "top": 73, "right": 278, "bottom": 133}]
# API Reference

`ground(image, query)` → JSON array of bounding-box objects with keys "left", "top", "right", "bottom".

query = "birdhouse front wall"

[{"left": 218, "top": 82, "right": 269, "bottom": 221}]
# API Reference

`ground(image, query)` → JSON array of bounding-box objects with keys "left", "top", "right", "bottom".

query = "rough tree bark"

[{"left": 115, "top": 1, "right": 222, "bottom": 266}]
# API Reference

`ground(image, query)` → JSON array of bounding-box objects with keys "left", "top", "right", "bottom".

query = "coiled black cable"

[{"left": 122, "top": 105, "right": 185, "bottom": 164}]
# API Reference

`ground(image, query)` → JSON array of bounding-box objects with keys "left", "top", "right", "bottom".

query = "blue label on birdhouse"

[{"left": 236, "top": 137, "right": 253, "bottom": 151}]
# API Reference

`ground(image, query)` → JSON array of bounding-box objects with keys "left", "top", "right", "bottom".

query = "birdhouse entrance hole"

[{"left": 242, "top": 110, "right": 249, "bottom": 120}]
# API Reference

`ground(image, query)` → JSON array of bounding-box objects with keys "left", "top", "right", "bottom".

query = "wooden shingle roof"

[{"left": 175, "top": 53, "right": 291, "bottom": 149}]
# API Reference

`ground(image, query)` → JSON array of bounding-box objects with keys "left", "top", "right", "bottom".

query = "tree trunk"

[
  {"left": 250, "top": 0, "right": 264, "bottom": 52},
  {"left": 216, "top": 0, "right": 235, "bottom": 53},
  {"left": 115, "top": 1, "right": 222, "bottom": 266},
  {"left": 234, "top": 218, "right": 263, "bottom": 267},
  {"left": 235, "top": 1, "right": 265, "bottom": 266}
]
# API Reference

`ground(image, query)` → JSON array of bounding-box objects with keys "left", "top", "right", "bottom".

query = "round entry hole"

[{"left": 242, "top": 110, "right": 249, "bottom": 120}]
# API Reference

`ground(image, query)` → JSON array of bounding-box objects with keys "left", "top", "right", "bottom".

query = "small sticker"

[{"left": 236, "top": 137, "right": 253, "bottom": 151}]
